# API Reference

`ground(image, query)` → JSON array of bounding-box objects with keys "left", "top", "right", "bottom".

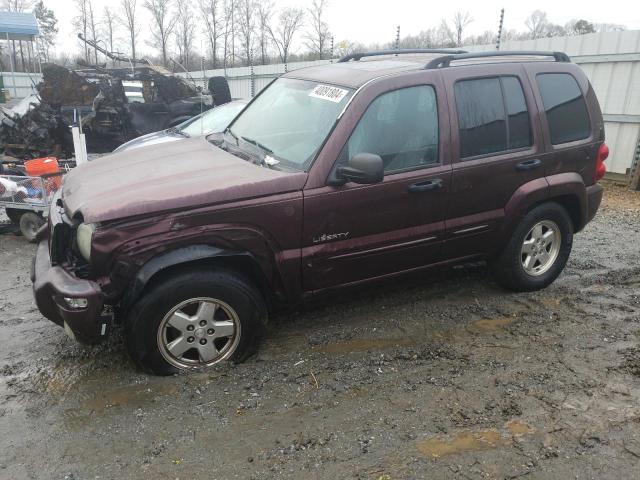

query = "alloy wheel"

[
  {"left": 157, "top": 297, "right": 241, "bottom": 369},
  {"left": 520, "top": 220, "right": 561, "bottom": 276}
]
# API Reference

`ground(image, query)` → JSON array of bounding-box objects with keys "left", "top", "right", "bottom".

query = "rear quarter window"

[{"left": 536, "top": 73, "right": 590, "bottom": 145}]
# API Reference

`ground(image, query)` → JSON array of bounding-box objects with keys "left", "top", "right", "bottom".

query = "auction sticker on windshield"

[{"left": 309, "top": 84, "right": 349, "bottom": 103}]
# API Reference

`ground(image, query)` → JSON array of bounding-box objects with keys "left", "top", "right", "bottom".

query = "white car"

[{"left": 114, "top": 100, "right": 248, "bottom": 153}]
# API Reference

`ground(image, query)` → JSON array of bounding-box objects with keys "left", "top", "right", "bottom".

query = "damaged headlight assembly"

[{"left": 76, "top": 223, "right": 97, "bottom": 261}]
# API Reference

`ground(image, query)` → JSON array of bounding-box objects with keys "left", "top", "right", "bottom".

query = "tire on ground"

[
  {"left": 208, "top": 76, "right": 232, "bottom": 106},
  {"left": 19, "top": 211, "right": 45, "bottom": 243},
  {"left": 490, "top": 202, "right": 573, "bottom": 292},
  {"left": 5, "top": 208, "right": 24, "bottom": 225},
  {"left": 125, "top": 268, "right": 267, "bottom": 376}
]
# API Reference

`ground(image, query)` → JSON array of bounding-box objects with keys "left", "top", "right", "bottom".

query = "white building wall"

[{"left": 1, "top": 71, "right": 41, "bottom": 100}]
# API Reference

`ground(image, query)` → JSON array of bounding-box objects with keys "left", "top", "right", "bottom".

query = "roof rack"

[
  {"left": 338, "top": 48, "right": 468, "bottom": 63},
  {"left": 425, "top": 50, "right": 571, "bottom": 69}
]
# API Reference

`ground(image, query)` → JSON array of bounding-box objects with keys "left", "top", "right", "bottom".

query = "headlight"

[{"left": 76, "top": 223, "right": 96, "bottom": 261}]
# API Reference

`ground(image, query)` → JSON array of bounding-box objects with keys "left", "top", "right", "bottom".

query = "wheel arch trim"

[
  {"left": 499, "top": 173, "right": 587, "bottom": 253},
  {"left": 121, "top": 244, "right": 264, "bottom": 312}
]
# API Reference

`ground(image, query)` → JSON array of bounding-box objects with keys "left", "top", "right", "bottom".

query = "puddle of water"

[
  {"left": 470, "top": 317, "right": 514, "bottom": 331},
  {"left": 417, "top": 420, "right": 535, "bottom": 459},
  {"left": 313, "top": 337, "right": 416, "bottom": 354},
  {"left": 417, "top": 429, "right": 506, "bottom": 458},
  {"left": 505, "top": 419, "right": 535, "bottom": 436},
  {"left": 84, "top": 382, "right": 179, "bottom": 414}
]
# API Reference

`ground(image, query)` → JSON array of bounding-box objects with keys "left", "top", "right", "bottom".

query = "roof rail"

[
  {"left": 338, "top": 48, "right": 468, "bottom": 63},
  {"left": 424, "top": 50, "right": 571, "bottom": 69}
]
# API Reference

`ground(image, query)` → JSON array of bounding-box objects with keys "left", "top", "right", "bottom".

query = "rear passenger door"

[{"left": 443, "top": 67, "right": 543, "bottom": 259}]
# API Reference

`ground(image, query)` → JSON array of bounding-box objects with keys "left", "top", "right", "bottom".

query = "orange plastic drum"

[{"left": 24, "top": 157, "right": 62, "bottom": 191}]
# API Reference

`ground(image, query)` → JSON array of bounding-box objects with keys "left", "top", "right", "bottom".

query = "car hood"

[
  {"left": 113, "top": 130, "right": 182, "bottom": 153},
  {"left": 63, "top": 137, "right": 307, "bottom": 223}
]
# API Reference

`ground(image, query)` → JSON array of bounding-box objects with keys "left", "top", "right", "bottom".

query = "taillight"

[{"left": 594, "top": 143, "right": 608, "bottom": 182}]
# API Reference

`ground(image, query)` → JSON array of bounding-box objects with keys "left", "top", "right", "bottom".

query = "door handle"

[
  {"left": 407, "top": 178, "right": 443, "bottom": 193},
  {"left": 516, "top": 159, "right": 542, "bottom": 171}
]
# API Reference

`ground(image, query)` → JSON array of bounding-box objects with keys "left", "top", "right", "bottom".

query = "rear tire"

[
  {"left": 491, "top": 202, "right": 573, "bottom": 292},
  {"left": 19, "top": 212, "right": 45, "bottom": 243},
  {"left": 5, "top": 208, "right": 24, "bottom": 225},
  {"left": 125, "top": 268, "right": 267, "bottom": 376}
]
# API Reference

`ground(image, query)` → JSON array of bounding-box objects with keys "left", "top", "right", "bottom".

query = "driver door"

[{"left": 302, "top": 82, "right": 452, "bottom": 292}]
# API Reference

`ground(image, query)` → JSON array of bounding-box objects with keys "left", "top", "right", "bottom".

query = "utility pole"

[
  {"left": 630, "top": 135, "right": 640, "bottom": 191},
  {"left": 330, "top": 36, "right": 334, "bottom": 63},
  {"left": 231, "top": 0, "right": 235, "bottom": 66},
  {"left": 496, "top": 8, "right": 505, "bottom": 50}
]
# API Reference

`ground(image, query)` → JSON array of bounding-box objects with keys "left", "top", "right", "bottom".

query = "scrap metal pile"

[{"left": 0, "top": 63, "right": 216, "bottom": 161}]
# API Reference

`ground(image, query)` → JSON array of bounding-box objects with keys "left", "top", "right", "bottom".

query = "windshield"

[
  {"left": 180, "top": 102, "right": 246, "bottom": 137},
  {"left": 228, "top": 78, "right": 353, "bottom": 170}
]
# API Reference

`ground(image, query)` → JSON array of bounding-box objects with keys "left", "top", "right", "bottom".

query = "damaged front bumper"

[{"left": 31, "top": 239, "right": 111, "bottom": 343}]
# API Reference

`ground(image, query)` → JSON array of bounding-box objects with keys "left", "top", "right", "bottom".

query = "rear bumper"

[
  {"left": 31, "top": 239, "right": 110, "bottom": 343},
  {"left": 585, "top": 183, "right": 604, "bottom": 225}
]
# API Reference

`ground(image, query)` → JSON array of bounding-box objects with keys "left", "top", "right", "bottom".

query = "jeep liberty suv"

[{"left": 32, "top": 50, "right": 607, "bottom": 375}]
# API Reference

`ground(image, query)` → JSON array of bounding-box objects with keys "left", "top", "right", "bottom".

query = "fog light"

[{"left": 63, "top": 297, "right": 88, "bottom": 309}]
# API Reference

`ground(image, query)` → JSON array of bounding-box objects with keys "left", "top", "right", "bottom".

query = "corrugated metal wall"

[
  {"left": 180, "top": 59, "right": 333, "bottom": 100},
  {"left": 0, "top": 71, "right": 41, "bottom": 99}
]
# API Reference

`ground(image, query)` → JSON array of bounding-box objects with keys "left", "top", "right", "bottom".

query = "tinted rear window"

[
  {"left": 503, "top": 77, "right": 532, "bottom": 149},
  {"left": 455, "top": 77, "right": 507, "bottom": 158},
  {"left": 536, "top": 73, "right": 590, "bottom": 145},
  {"left": 455, "top": 76, "right": 532, "bottom": 158}
]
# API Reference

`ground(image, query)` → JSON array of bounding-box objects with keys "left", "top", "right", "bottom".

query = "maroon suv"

[{"left": 32, "top": 50, "right": 608, "bottom": 375}]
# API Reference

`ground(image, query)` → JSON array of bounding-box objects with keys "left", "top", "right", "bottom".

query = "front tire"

[
  {"left": 491, "top": 202, "right": 573, "bottom": 292},
  {"left": 125, "top": 269, "right": 267, "bottom": 376}
]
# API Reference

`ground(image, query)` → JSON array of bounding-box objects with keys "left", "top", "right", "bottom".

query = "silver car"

[{"left": 114, "top": 100, "right": 248, "bottom": 153}]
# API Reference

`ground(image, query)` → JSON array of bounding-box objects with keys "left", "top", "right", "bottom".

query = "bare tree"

[
  {"left": 101, "top": 7, "right": 118, "bottom": 57},
  {"left": 221, "top": 0, "right": 235, "bottom": 67},
  {"left": 525, "top": 10, "right": 549, "bottom": 39},
  {"left": 268, "top": 7, "right": 304, "bottom": 64},
  {"left": 2, "top": 0, "right": 33, "bottom": 11},
  {"left": 87, "top": 0, "right": 99, "bottom": 64},
  {"left": 594, "top": 23, "right": 626, "bottom": 32},
  {"left": 174, "top": 0, "right": 195, "bottom": 69},
  {"left": 304, "top": 0, "right": 330, "bottom": 59},
  {"left": 256, "top": 0, "right": 273, "bottom": 65},
  {"left": 452, "top": 11, "right": 472, "bottom": 47},
  {"left": 144, "top": 0, "right": 176, "bottom": 66},
  {"left": 73, "top": 0, "right": 89, "bottom": 61},
  {"left": 235, "top": 0, "right": 256, "bottom": 65},
  {"left": 121, "top": 0, "right": 139, "bottom": 62},
  {"left": 199, "top": 0, "right": 224, "bottom": 68},
  {"left": 435, "top": 19, "right": 456, "bottom": 47}
]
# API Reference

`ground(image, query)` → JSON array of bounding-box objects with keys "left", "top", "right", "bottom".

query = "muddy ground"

[{"left": 1, "top": 183, "right": 639, "bottom": 480}]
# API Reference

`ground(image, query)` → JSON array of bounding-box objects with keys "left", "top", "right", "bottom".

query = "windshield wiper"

[
  {"left": 225, "top": 128, "right": 239, "bottom": 145},
  {"left": 241, "top": 136, "right": 273, "bottom": 155}
]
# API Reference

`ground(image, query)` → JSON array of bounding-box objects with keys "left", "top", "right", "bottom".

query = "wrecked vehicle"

[
  {"left": 0, "top": 63, "right": 231, "bottom": 161},
  {"left": 114, "top": 99, "right": 247, "bottom": 153},
  {"left": 32, "top": 50, "right": 606, "bottom": 375}
]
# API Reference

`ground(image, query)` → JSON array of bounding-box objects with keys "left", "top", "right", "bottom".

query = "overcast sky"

[{"left": 45, "top": 0, "right": 640, "bottom": 57}]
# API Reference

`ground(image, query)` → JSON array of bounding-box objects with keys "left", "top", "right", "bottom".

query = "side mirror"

[{"left": 336, "top": 153, "right": 384, "bottom": 185}]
